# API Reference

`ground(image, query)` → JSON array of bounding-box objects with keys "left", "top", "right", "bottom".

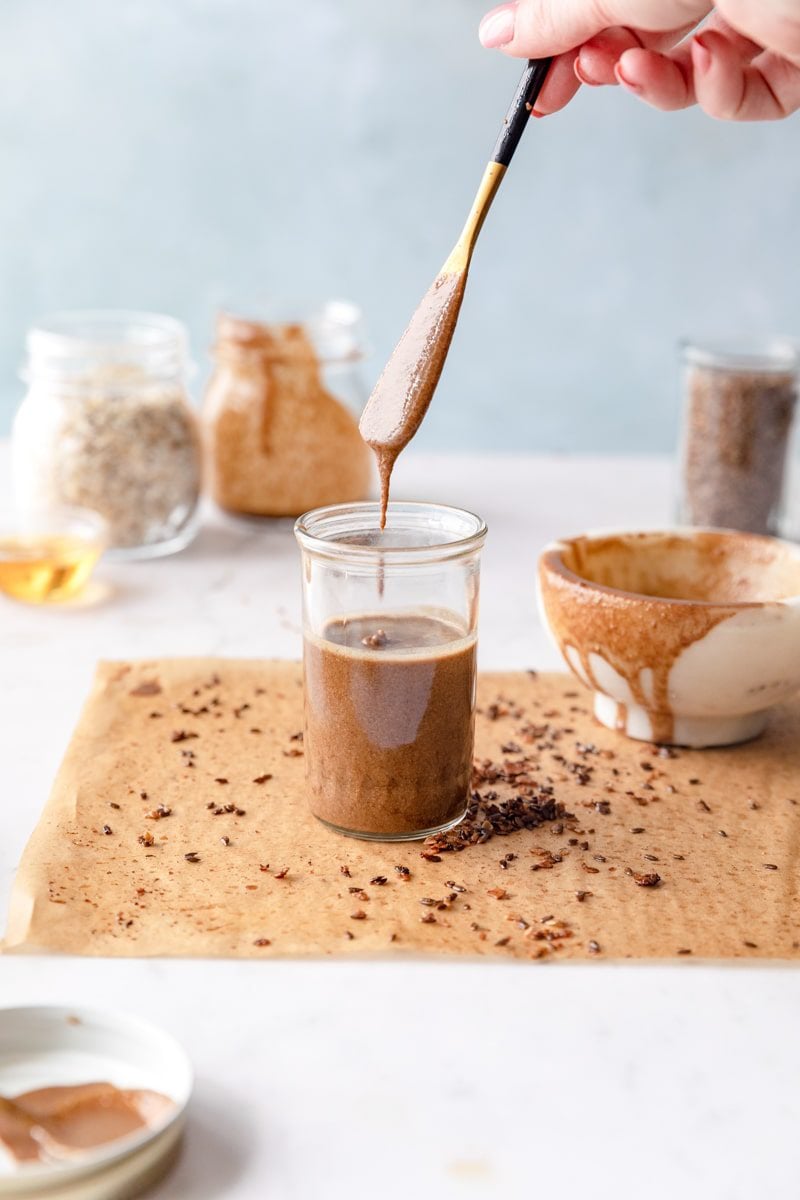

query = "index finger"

[{"left": 484, "top": 0, "right": 712, "bottom": 57}]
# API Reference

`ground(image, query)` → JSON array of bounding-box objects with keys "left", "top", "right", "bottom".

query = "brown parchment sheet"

[{"left": 5, "top": 659, "right": 800, "bottom": 961}]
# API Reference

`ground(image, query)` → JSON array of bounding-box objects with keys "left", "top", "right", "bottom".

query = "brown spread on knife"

[
  {"left": 0, "top": 1082, "right": 174, "bottom": 1165},
  {"left": 358, "top": 271, "right": 467, "bottom": 526}
]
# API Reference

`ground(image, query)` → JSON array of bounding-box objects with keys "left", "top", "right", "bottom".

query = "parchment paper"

[{"left": 5, "top": 659, "right": 799, "bottom": 960}]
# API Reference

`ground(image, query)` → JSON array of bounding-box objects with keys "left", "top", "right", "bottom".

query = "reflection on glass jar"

[
  {"left": 12, "top": 311, "right": 201, "bottom": 559},
  {"left": 203, "top": 301, "right": 373, "bottom": 517}
]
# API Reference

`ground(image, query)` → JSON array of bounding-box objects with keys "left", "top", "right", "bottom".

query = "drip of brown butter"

[
  {"left": 359, "top": 271, "right": 467, "bottom": 527},
  {"left": 0, "top": 1082, "right": 174, "bottom": 1165}
]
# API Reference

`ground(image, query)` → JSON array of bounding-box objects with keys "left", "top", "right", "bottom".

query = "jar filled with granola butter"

[
  {"left": 12, "top": 312, "right": 202, "bottom": 558},
  {"left": 203, "top": 301, "right": 373, "bottom": 517}
]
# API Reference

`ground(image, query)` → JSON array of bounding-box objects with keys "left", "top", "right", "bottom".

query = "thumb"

[{"left": 479, "top": 0, "right": 712, "bottom": 56}]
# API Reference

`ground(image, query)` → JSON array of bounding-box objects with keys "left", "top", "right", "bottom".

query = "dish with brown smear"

[
  {"left": 0, "top": 1082, "right": 174, "bottom": 1165},
  {"left": 538, "top": 529, "right": 800, "bottom": 748}
]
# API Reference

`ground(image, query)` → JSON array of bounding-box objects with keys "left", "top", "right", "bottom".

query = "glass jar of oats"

[{"left": 12, "top": 312, "right": 201, "bottom": 559}]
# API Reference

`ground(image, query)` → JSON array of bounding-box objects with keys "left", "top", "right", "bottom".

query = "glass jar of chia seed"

[{"left": 678, "top": 338, "right": 799, "bottom": 536}]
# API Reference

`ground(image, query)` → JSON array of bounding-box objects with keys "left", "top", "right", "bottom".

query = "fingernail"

[
  {"left": 692, "top": 34, "right": 712, "bottom": 73},
  {"left": 614, "top": 61, "right": 642, "bottom": 94},
  {"left": 479, "top": 4, "right": 516, "bottom": 49},
  {"left": 532, "top": 109, "right": 546, "bottom": 118},
  {"left": 575, "top": 57, "right": 603, "bottom": 87}
]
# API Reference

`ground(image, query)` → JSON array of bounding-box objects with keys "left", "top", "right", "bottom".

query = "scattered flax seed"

[
  {"left": 718, "top": 830, "right": 728, "bottom": 838},
  {"left": 259, "top": 864, "right": 270, "bottom": 872},
  {"left": 394, "top": 865, "right": 411, "bottom": 879},
  {"left": 131, "top": 680, "right": 162, "bottom": 696},
  {"left": 575, "top": 891, "right": 592, "bottom": 902},
  {"left": 184, "top": 852, "right": 201, "bottom": 863},
  {"left": 632, "top": 871, "right": 661, "bottom": 887},
  {"left": 587, "top": 940, "right": 601, "bottom": 955},
  {"left": 138, "top": 831, "right": 155, "bottom": 847},
  {"left": 250, "top": 728, "right": 262, "bottom": 734},
  {"left": 644, "top": 854, "right": 659, "bottom": 862},
  {"left": 697, "top": 799, "right": 711, "bottom": 813},
  {"left": 340, "top": 866, "right": 352, "bottom": 878},
  {"left": 290, "top": 731, "right": 304, "bottom": 742},
  {"left": 171, "top": 730, "right": 198, "bottom": 743},
  {"left": 630, "top": 827, "right": 645, "bottom": 834},
  {"left": 140, "top": 791, "right": 148, "bottom": 800},
  {"left": 253, "top": 938, "right": 271, "bottom": 947},
  {"left": 350, "top": 909, "right": 367, "bottom": 920},
  {"left": 235, "top": 809, "right": 246, "bottom": 817},
  {"left": 109, "top": 802, "right": 120, "bottom": 810},
  {"left": 370, "top": 876, "right": 388, "bottom": 886},
  {"left": 233, "top": 703, "right": 251, "bottom": 719},
  {"left": 763, "top": 863, "right": 779, "bottom": 870},
  {"left": 487, "top": 887, "right": 508, "bottom": 900},
  {"left": 744, "top": 940, "right": 758, "bottom": 949},
  {"left": 595, "top": 800, "right": 611, "bottom": 815},
  {"left": 495, "top": 937, "right": 511, "bottom": 947},
  {"left": 145, "top": 805, "right": 172, "bottom": 820},
  {"left": 673, "top": 853, "right": 685, "bottom": 861},
  {"left": 253, "top": 774, "right": 273, "bottom": 784},
  {"left": 677, "top": 948, "right": 692, "bottom": 955},
  {"left": 215, "top": 778, "right": 229, "bottom": 785},
  {"left": 420, "top": 913, "right": 437, "bottom": 924},
  {"left": 420, "top": 897, "right": 438, "bottom": 907},
  {"left": 274, "top": 867, "right": 290, "bottom": 879},
  {"left": 102, "top": 825, "right": 113, "bottom": 835},
  {"left": 420, "top": 852, "right": 442, "bottom": 863},
  {"left": 344, "top": 930, "right": 355, "bottom": 940},
  {"left": 349, "top": 887, "right": 369, "bottom": 900},
  {"left": 581, "top": 863, "right": 600, "bottom": 874},
  {"left": 206, "top": 802, "right": 216, "bottom": 810},
  {"left": 445, "top": 881, "right": 466, "bottom": 893},
  {"left": 283, "top": 748, "right": 303, "bottom": 758},
  {"left": 220, "top": 836, "right": 231, "bottom": 846}
]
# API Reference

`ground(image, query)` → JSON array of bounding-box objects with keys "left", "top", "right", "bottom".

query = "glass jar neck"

[
  {"left": 23, "top": 311, "right": 190, "bottom": 389},
  {"left": 213, "top": 302, "right": 365, "bottom": 368}
]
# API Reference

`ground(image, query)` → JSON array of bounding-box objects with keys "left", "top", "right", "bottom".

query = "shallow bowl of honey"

[
  {"left": 0, "top": 507, "right": 108, "bottom": 605},
  {"left": 537, "top": 528, "right": 800, "bottom": 748}
]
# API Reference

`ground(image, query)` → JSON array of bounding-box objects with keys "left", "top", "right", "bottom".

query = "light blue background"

[{"left": 1, "top": 0, "right": 798, "bottom": 450}]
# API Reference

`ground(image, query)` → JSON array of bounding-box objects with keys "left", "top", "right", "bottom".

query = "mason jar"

[
  {"left": 203, "top": 301, "right": 373, "bottom": 517},
  {"left": 678, "top": 338, "right": 799, "bottom": 536},
  {"left": 295, "top": 501, "right": 487, "bottom": 841},
  {"left": 12, "top": 311, "right": 201, "bottom": 559}
]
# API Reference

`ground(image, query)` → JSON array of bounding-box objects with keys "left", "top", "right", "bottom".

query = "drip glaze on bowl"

[{"left": 538, "top": 529, "right": 800, "bottom": 747}]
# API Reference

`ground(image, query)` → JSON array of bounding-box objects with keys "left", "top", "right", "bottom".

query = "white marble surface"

[{"left": 2, "top": 448, "right": 799, "bottom": 1200}]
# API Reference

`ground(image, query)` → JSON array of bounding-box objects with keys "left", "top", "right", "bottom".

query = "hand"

[{"left": 478, "top": 0, "right": 800, "bottom": 120}]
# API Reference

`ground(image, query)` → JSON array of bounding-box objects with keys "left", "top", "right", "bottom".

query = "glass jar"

[
  {"left": 13, "top": 311, "right": 201, "bottom": 559},
  {"left": 295, "top": 501, "right": 487, "bottom": 841},
  {"left": 203, "top": 301, "right": 373, "bottom": 517},
  {"left": 678, "top": 338, "right": 799, "bottom": 536}
]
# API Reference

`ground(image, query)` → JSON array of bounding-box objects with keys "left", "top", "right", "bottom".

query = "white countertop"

[{"left": 2, "top": 448, "right": 798, "bottom": 1200}]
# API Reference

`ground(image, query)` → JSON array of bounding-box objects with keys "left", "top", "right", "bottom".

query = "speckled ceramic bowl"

[{"left": 537, "top": 529, "right": 800, "bottom": 748}]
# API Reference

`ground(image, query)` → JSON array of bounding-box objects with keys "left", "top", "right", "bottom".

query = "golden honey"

[{"left": 0, "top": 535, "right": 101, "bottom": 603}]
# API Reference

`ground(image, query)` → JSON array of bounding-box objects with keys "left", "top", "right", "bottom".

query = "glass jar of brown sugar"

[
  {"left": 203, "top": 301, "right": 373, "bottom": 517},
  {"left": 678, "top": 338, "right": 799, "bottom": 536}
]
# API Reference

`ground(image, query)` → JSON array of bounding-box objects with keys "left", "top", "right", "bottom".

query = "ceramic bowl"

[{"left": 537, "top": 529, "right": 800, "bottom": 748}]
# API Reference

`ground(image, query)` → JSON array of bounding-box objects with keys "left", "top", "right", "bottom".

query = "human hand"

[{"left": 478, "top": 0, "right": 800, "bottom": 120}]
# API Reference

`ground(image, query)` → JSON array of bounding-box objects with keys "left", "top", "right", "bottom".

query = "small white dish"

[{"left": 0, "top": 1006, "right": 192, "bottom": 1197}]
